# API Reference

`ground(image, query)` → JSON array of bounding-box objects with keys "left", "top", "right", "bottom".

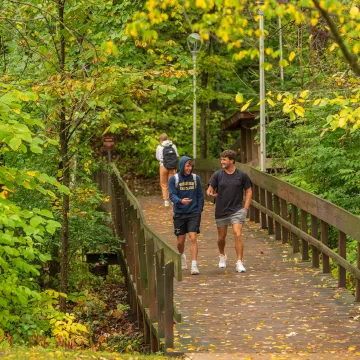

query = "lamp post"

[
  {"left": 187, "top": 33, "right": 202, "bottom": 159},
  {"left": 258, "top": 0, "right": 266, "bottom": 172}
]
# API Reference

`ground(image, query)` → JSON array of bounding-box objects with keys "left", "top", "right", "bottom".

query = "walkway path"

[{"left": 138, "top": 196, "right": 360, "bottom": 359}]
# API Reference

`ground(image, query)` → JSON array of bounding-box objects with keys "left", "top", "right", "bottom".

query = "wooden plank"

[
  {"left": 274, "top": 195, "right": 281, "bottom": 240},
  {"left": 164, "top": 261, "right": 174, "bottom": 349},
  {"left": 291, "top": 204, "right": 299, "bottom": 253},
  {"left": 321, "top": 221, "right": 330, "bottom": 273},
  {"left": 311, "top": 215, "right": 319, "bottom": 268},
  {"left": 301, "top": 210, "right": 309, "bottom": 261},
  {"left": 194, "top": 159, "right": 360, "bottom": 242},
  {"left": 280, "top": 199, "right": 288, "bottom": 244},
  {"left": 267, "top": 191, "right": 274, "bottom": 235},
  {"left": 156, "top": 249, "right": 165, "bottom": 339},
  {"left": 250, "top": 184, "right": 255, "bottom": 222},
  {"left": 260, "top": 188, "right": 267, "bottom": 229},
  {"left": 338, "top": 231, "right": 346, "bottom": 288}
]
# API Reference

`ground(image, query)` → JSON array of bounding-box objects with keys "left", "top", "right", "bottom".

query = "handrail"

[
  {"left": 93, "top": 165, "right": 182, "bottom": 352},
  {"left": 195, "top": 159, "right": 360, "bottom": 302}
]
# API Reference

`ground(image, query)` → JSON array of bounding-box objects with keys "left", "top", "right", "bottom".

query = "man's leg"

[
  {"left": 177, "top": 234, "right": 187, "bottom": 270},
  {"left": 159, "top": 166, "right": 169, "bottom": 204},
  {"left": 188, "top": 232, "right": 198, "bottom": 261},
  {"left": 217, "top": 226, "right": 227, "bottom": 254},
  {"left": 232, "top": 223, "right": 244, "bottom": 260},
  {"left": 217, "top": 226, "right": 228, "bottom": 268},
  {"left": 233, "top": 223, "right": 246, "bottom": 272}
]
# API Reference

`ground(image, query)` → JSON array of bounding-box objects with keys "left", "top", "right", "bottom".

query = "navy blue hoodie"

[{"left": 168, "top": 156, "right": 204, "bottom": 214}]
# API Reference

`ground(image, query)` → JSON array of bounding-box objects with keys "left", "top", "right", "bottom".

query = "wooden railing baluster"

[
  {"left": 338, "top": 231, "right": 347, "bottom": 288},
  {"left": 321, "top": 221, "right": 330, "bottom": 274},
  {"left": 311, "top": 215, "right": 319, "bottom": 268},
  {"left": 267, "top": 191, "right": 274, "bottom": 235}
]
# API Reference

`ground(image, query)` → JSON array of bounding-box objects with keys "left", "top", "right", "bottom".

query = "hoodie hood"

[
  {"left": 179, "top": 156, "right": 193, "bottom": 176},
  {"left": 161, "top": 140, "right": 173, "bottom": 147}
]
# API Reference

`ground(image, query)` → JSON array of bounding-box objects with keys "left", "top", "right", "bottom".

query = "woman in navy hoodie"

[{"left": 168, "top": 156, "right": 204, "bottom": 275}]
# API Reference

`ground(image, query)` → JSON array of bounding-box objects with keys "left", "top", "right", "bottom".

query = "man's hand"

[
  {"left": 206, "top": 189, "right": 218, "bottom": 198},
  {"left": 181, "top": 198, "right": 193, "bottom": 205}
]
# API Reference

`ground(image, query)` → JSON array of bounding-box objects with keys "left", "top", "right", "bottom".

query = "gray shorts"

[{"left": 215, "top": 208, "right": 248, "bottom": 227}]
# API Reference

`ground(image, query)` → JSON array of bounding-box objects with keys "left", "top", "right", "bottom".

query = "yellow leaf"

[
  {"left": 277, "top": 93, "right": 283, "bottom": 101},
  {"left": 241, "top": 102, "right": 250, "bottom": 112},
  {"left": 288, "top": 51, "right": 296, "bottom": 61},
  {"left": 348, "top": 346, "right": 356, "bottom": 351},
  {"left": 295, "top": 106, "right": 305, "bottom": 117},
  {"left": 267, "top": 98, "right": 275, "bottom": 107},
  {"left": 353, "top": 44, "right": 360, "bottom": 55},
  {"left": 313, "top": 99, "right": 321, "bottom": 106},
  {"left": 310, "top": 18, "right": 318, "bottom": 26},
  {"left": 299, "top": 90, "right": 309, "bottom": 99},
  {"left": 350, "top": 6, "right": 359, "bottom": 18},
  {"left": 235, "top": 93, "right": 244, "bottom": 104},
  {"left": 27, "top": 171, "right": 37, "bottom": 177},
  {"left": 329, "top": 43, "right": 337, "bottom": 52}
]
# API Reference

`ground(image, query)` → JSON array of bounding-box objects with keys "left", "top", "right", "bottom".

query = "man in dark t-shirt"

[{"left": 207, "top": 149, "right": 253, "bottom": 273}]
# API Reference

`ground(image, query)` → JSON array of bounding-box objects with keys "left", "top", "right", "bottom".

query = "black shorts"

[{"left": 173, "top": 213, "right": 201, "bottom": 236}]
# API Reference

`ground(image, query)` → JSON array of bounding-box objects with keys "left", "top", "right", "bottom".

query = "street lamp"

[
  {"left": 187, "top": 33, "right": 202, "bottom": 159},
  {"left": 258, "top": 0, "right": 266, "bottom": 172}
]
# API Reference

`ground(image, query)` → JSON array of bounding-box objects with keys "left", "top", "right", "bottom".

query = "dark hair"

[
  {"left": 220, "top": 149, "right": 236, "bottom": 162},
  {"left": 185, "top": 159, "right": 194, "bottom": 167}
]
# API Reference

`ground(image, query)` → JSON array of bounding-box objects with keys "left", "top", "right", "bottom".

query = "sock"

[
  {"left": 191, "top": 260, "right": 197, "bottom": 266},
  {"left": 237, "top": 260, "right": 243, "bottom": 263},
  {"left": 181, "top": 253, "right": 186, "bottom": 259}
]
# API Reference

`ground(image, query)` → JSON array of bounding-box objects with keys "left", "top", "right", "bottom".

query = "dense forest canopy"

[{"left": 0, "top": 0, "right": 359, "bottom": 347}]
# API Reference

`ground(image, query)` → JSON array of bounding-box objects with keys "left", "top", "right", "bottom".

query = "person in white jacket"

[{"left": 155, "top": 133, "right": 179, "bottom": 206}]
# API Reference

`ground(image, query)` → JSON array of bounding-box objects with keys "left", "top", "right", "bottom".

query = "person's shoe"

[
  {"left": 218, "top": 254, "right": 227, "bottom": 268},
  {"left": 191, "top": 263, "right": 200, "bottom": 275},
  {"left": 181, "top": 254, "right": 187, "bottom": 270},
  {"left": 236, "top": 260, "right": 246, "bottom": 273},
  {"left": 164, "top": 200, "right": 170, "bottom": 207}
]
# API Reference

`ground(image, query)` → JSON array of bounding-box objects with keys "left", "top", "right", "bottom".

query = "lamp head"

[{"left": 187, "top": 33, "right": 202, "bottom": 55}]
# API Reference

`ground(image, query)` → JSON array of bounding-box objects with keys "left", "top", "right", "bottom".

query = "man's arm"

[
  {"left": 206, "top": 184, "right": 217, "bottom": 198},
  {"left": 243, "top": 187, "right": 253, "bottom": 210}
]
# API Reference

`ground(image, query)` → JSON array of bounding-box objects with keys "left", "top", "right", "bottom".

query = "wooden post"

[
  {"left": 291, "top": 204, "right": 299, "bottom": 253},
  {"left": 301, "top": 210, "right": 309, "bottom": 261},
  {"left": 356, "top": 243, "right": 360, "bottom": 302},
  {"left": 266, "top": 191, "right": 274, "bottom": 235},
  {"left": 156, "top": 249, "right": 165, "bottom": 339},
  {"left": 280, "top": 199, "right": 288, "bottom": 244},
  {"left": 260, "top": 188, "right": 267, "bottom": 229},
  {"left": 338, "top": 231, "right": 346, "bottom": 288},
  {"left": 274, "top": 195, "right": 281, "bottom": 241},
  {"left": 254, "top": 184, "right": 260, "bottom": 223},
  {"left": 321, "top": 221, "right": 330, "bottom": 273},
  {"left": 311, "top": 215, "right": 319, "bottom": 268},
  {"left": 164, "top": 261, "right": 174, "bottom": 349},
  {"left": 146, "top": 237, "right": 157, "bottom": 322}
]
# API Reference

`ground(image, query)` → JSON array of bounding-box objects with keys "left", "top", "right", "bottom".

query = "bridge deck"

[{"left": 138, "top": 196, "right": 360, "bottom": 358}]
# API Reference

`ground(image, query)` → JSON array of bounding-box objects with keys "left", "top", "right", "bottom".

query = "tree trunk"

[{"left": 58, "top": 0, "right": 69, "bottom": 312}]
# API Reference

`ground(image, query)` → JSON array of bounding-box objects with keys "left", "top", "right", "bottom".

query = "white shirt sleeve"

[
  {"left": 172, "top": 144, "right": 179, "bottom": 157},
  {"left": 156, "top": 145, "right": 163, "bottom": 163}
]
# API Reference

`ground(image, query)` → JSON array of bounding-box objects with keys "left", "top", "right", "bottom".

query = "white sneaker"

[
  {"left": 218, "top": 254, "right": 227, "bottom": 268},
  {"left": 164, "top": 200, "right": 170, "bottom": 207},
  {"left": 181, "top": 254, "right": 187, "bottom": 270},
  {"left": 191, "top": 264, "right": 199, "bottom": 275},
  {"left": 236, "top": 260, "right": 246, "bottom": 273}
]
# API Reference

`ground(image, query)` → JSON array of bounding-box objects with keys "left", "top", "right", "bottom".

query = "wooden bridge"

[{"left": 95, "top": 160, "right": 360, "bottom": 358}]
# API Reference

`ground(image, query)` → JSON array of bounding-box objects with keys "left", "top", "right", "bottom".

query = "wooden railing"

[
  {"left": 195, "top": 159, "right": 360, "bottom": 302},
  {"left": 94, "top": 165, "right": 182, "bottom": 352}
]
